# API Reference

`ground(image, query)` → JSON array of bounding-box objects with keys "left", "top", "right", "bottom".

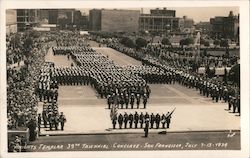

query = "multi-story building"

[
  {"left": 181, "top": 16, "right": 195, "bottom": 34},
  {"left": 139, "top": 8, "right": 184, "bottom": 33},
  {"left": 89, "top": 9, "right": 140, "bottom": 33},
  {"left": 16, "top": 9, "right": 39, "bottom": 32},
  {"left": 195, "top": 22, "right": 212, "bottom": 34},
  {"left": 150, "top": 8, "right": 176, "bottom": 17},
  {"left": 210, "top": 11, "right": 239, "bottom": 40},
  {"left": 6, "top": 9, "right": 17, "bottom": 34},
  {"left": 48, "top": 9, "right": 58, "bottom": 24},
  {"left": 89, "top": 9, "right": 101, "bottom": 31},
  {"left": 183, "top": 16, "right": 194, "bottom": 28},
  {"left": 73, "top": 10, "right": 89, "bottom": 30}
]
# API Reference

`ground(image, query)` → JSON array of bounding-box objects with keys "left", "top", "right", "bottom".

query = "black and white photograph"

[{"left": 0, "top": 1, "right": 249, "bottom": 158}]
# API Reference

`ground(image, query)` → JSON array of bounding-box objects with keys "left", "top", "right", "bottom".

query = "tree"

[
  {"left": 135, "top": 37, "right": 148, "bottom": 49},
  {"left": 228, "top": 64, "right": 240, "bottom": 86},
  {"left": 213, "top": 40, "right": 220, "bottom": 47},
  {"left": 204, "top": 41, "right": 210, "bottom": 47},
  {"left": 220, "top": 39, "right": 229, "bottom": 48},
  {"left": 186, "top": 38, "right": 194, "bottom": 45},
  {"left": 161, "top": 38, "right": 171, "bottom": 45},
  {"left": 120, "top": 37, "right": 135, "bottom": 48},
  {"left": 179, "top": 38, "right": 194, "bottom": 47},
  {"left": 150, "top": 31, "right": 158, "bottom": 44}
]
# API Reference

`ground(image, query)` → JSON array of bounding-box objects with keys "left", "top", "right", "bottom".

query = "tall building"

[
  {"left": 89, "top": 9, "right": 140, "bottom": 33},
  {"left": 89, "top": 9, "right": 101, "bottom": 31},
  {"left": 181, "top": 16, "right": 195, "bottom": 34},
  {"left": 48, "top": 9, "right": 59, "bottom": 24},
  {"left": 16, "top": 9, "right": 39, "bottom": 31},
  {"left": 58, "top": 9, "right": 75, "bottom": 23},
  {"left": 6, "top": 9, "right": 17, "bottom": 34},
  {"left": 73, "top": 10, "right": 89, "bottom": 30},
  {"left": 195, "top": 22, "right": 212, "bottom": 34},
  {"left": 210, "top": 11, "right": 239, "bottom": 39},
  {"left": 150, "top": 8, "right": 176, "bottom": 17},
  {"left": 183, "top": 16, "right": 194, "bottom": 28},
  {"left": 139, "top": 8, "right": 183, "bottom": 33}
]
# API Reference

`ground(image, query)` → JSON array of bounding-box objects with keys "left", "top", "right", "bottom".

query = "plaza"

[{"left": 38, "top": 43, "right": 240, "bottom": 136}]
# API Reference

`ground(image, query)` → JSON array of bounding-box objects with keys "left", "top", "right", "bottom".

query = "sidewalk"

[{"left": 38, "top": 103, "right": 240, "bottom": 136}]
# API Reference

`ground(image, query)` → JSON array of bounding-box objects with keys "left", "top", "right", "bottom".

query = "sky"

[{"left": 79, "top": 7, "right": 239, "bottom": 23}]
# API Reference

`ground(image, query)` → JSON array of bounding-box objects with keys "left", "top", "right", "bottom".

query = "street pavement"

[
  {"left": 38, "top": 44, "right": 240, "bottom": 136},
  {"left": 27, "top": 131, "right": 240, "bottom": 151},
  {"left": 93, "top": 47, "right": 142, "bottom": 66}
]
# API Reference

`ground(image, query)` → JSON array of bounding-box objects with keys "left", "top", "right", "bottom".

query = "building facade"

[
  {"left": 6, "top": 9, "right": 17, "bottom": 34},
  {"left": 139, "top": 8, "right": 185, "bottom": 33},
  {"left": 195, "top": 22, "right": 212, "bottom": 34},
  {"left": 210, "top": 11, "right": 239, "bottom": 40},
  {"left": 89, "top": 9, "right": 102, "bottom": 31},
  {"left": 48, "top": 9, "right": 58, "bottom": 24},
  {"left": 89, "top": 9, "right": 140, "bottom": 33},
  {"left": 150, "top": 8, "right": 176, "bottom": 17},
  {"left": 16, "top": 9, "right": 39, "bottom": 32}
]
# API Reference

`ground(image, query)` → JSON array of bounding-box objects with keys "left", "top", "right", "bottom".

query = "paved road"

[
  {"left": 26, "top": 131, "right": 240, "bottom": 151},
  {"left": 93, "top": 47, "right": 142, "bottom": 66}
]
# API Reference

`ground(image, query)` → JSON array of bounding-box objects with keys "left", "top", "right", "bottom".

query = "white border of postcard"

[{"left": 0, "top": 1, "right": 249, "bottom": 158}]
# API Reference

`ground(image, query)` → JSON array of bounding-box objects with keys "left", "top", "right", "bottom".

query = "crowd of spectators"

[{"left": 7, "top": 31, "right": 54, "bottom": 151}]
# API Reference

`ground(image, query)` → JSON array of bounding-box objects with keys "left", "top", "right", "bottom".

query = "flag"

[
  {"left": 166, "top": 108, "right": 176, "bottom": 119},
  {"left": 110, "top": 105, "right": 118, "bottom": 120}
]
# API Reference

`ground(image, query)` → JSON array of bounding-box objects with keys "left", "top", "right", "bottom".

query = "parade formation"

[
  {"left": 6, "top": 30, "right": 240, "bottom": 152},
  {"left": 91, "top": 34, "right": 240, "bottom": 113}
]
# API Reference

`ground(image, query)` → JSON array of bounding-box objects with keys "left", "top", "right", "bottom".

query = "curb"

[{"left": 39, "top": 129, "right": 240, "bottom": 136}]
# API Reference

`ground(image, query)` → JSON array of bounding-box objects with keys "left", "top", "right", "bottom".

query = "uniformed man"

[
  {"left": 232, "top": 97, "right": 237, "bottom": 113},
  {"left": 42, "top": 110, "right": 47, "bottom": 128},
  {"left": 166, "top": 112, "right": 171, "bottom": 128},
  {"left": 112, "top": 114, "right": 117, "bottom": 129},
  {"left": 143, "top": 94, "right": 147, "bottom": 109},
  {"left": 59, "top": 112, "right": 66, "bottom": 131},
  {"left": 155, "top": 113, "right": 161, "bottom": 129},
  {"left": 123, "top": 112, "right": 129, "bottom": 128},
  {"left": 161, "top": 114, "right": 166, "bottom": 128},
  {"left": 130, "top": 94, "right": 135, "bottom": 109},
  {"left": 223, "top": 87, "right": 229, "bottom": 102},
  {"left": 145, "top": 112, "right": 149, "bottom": 120},
  {"left": 120, "top": 94, "right": 124, "bottom": 109},
  {"left": 150, "top": 113, "right": 155, "bottom": 129},
  {"left": 128, "top": 113, "right": 134, "bottom": 128},
  {"left": 215, "top": 87, "right": 219, "bottom": 102},
  {"left": 146, "top": 86, "right": 151, "bottom": 98},
  {"left": 144, "top": 118, "right": 149, "bottom": 138},
  {"left": 118, "top": 113, "right": 123, "bottom": 129},
  {"left": 228, "top": 96, "right": 232, "bottom": 110},
  {"left": 136, "top": 94, "right": 140, "bottom": 109},
  {"left": 48, "top": 114, "right": 53, "bottom": 130},
  {"left": 125, "top": 94, "right": 129, "bottom": 109},
  {"left": 54, "top": 114, "right": 59, "bottom": 130},
  {"left": 37, "top": 113, "right": 42, "bottom": 132},
  {"left": 107, "top": 95, "right": 112, "bottom": 109},
  {"left": 134, "top": 112, "right": 139, "bottom": 129},
  {"left": 139, "top": 112, "right": 144, "bottom": 128}
]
